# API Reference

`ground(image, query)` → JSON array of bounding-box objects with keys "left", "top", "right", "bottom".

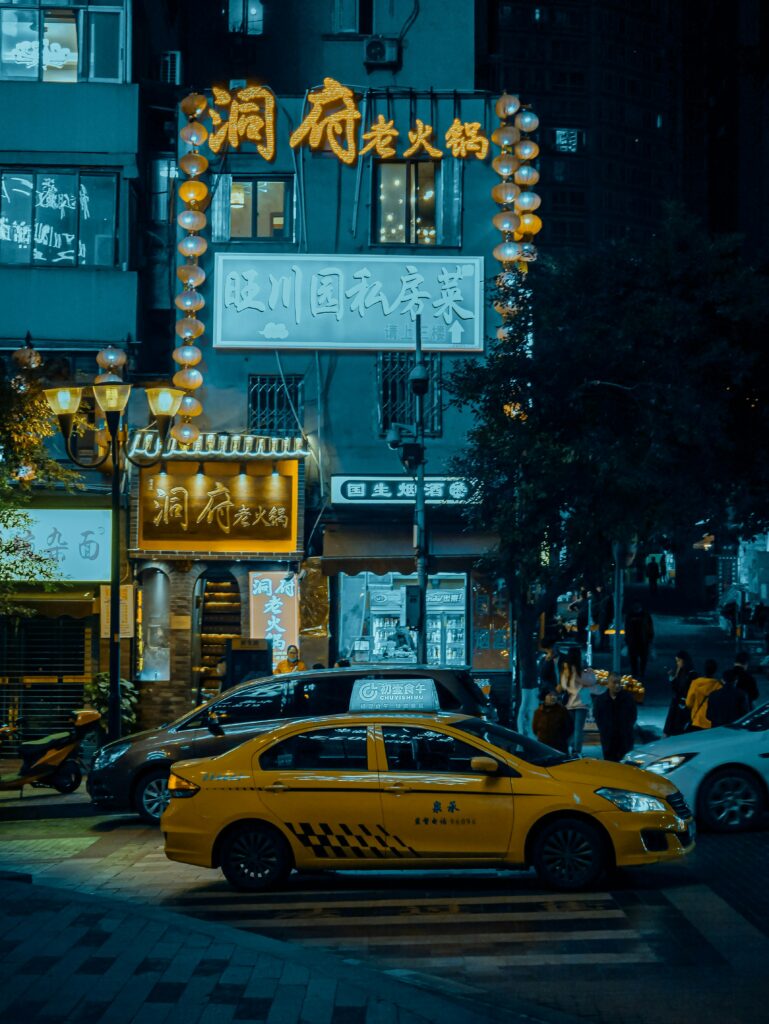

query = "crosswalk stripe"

[
  {"left": 297, "top": 927, "right": 642, "bottom": 947},
  {"left": 164, "top": 891, "right": 617, "bottom": 912},
  {"left": 189, "top": 908, "right": 627, "bottom": 929},
  {"left": 386, "top": 952, "right": 660, "bottom": 967}
]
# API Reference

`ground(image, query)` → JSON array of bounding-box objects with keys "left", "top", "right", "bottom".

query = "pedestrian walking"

[
  {"left": 593, "top": 672, "right": 638, "bottom": 761},
  {"left": 646, "top": 557, "right": 660, "bottom": 594},
  {"left": 731, "top": 651, "right": 759, "bottom": 708},
  {"left": 685, "top": 659, "right": 722, "bottom": 730},
  {"left": 517, "top": 670, "right": 541, "bottom": 740},
  {"left": 558, "top": 648, "right": 596, "bottom": 756},
  {"left": 706, "top": 668, "right": 750, "bottom": 727},
  {"left": 537, "top": 643, "right": 559, "bottom": 695},
  {"left": 658, "top": 553, "right": 668, "bottom": 583},
  {"left": 663, "top": 650, "right": 697, "bottom": 736},
  {"left": 532, "top": 689, "right": 572, "bottom": 753},
  {"left": 623, "top": 603, "right": 654, "bottom": 679}
]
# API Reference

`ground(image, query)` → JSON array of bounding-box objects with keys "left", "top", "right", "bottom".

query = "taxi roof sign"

[{"left": 349, "top": 678, "right": 440, "bottom": 713}]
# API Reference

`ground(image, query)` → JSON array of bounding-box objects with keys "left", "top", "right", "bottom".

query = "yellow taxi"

[{"left": 163, "top": 682, "right": 694, "bottom": 892}]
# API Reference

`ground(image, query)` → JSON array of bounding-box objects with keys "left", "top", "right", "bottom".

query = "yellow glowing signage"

[
  {"left": 199, "top": 80, "right": 491, "bottom": 165},
  {"left": 138, "top": 461, "right": 299, "bottom": 554},
  {"left": 208, "top": 84, "right": 276, "bottom": 159}
]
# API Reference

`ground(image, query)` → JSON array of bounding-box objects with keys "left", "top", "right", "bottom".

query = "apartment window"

[
  {"left": 377, "top": 353, "right": 442, "bottom": 437},
  {"left": 553, "top": 128, "right": 582, "bottom": 154},
  {"left": 210, "top": 175, "right": 293, "bottom": 242},
  {"left": 375, "top": 161, "right": 439, "bottom": 246},
  {"left": 248, "top": 375, "right": 303, "bottom": 435},
  {"left": 150, "top": 157, "right": 178, "bottom": 223},
  {"left": 0, "top": 170, "right": 117, "bottom": 266},
  {"left": 0, "top": 2, "right": 125, "bottom": 83},
  {"left": 228, "top": 0, "right": 264, "bottom": 35},
  {"left": 333, "top": 0, "right": 373, "bottom": 34}
]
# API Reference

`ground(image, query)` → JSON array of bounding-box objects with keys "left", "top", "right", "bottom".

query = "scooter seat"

[{"left": 19, "top": 732, "right": 72, "bottom": 757}]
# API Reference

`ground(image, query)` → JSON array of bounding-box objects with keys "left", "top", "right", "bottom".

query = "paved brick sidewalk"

[{"left": 0, "top": 876, "right": 581, "bottom": 1024}]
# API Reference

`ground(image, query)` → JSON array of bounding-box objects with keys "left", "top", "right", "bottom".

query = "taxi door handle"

[
  {"left": 265, "top": 782, "right": 289, "bottom": 792},
  {"left": 384, "top": 782, "right": 412, "bottom": 795}
]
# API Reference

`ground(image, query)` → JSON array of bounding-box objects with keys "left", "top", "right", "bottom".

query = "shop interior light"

[
  {"left": 44, "top": 386, "right": 84, "bottom": 417},
  {"left": 197, "top": 462, "right": 205, "bottom": 475},
  {"left": 239, "top": 462, "right": 247, "bottom": 477},
  {"left": 93, "top": 382, "right": 132, "bottom": 414},
  {"left": 272, "top": 461, "right": 279, "bottom": 477}
]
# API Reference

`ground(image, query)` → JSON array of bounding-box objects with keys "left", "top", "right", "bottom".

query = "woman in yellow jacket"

[{"left": 685, "top": 659, "right": 722, "bottom": 729}]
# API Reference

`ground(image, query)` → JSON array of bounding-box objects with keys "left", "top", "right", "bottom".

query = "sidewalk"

[{"left": 0, "top": 875, "right": 581, "bottom": 1024}]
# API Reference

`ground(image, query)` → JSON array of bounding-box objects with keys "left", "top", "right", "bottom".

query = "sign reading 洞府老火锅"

[
  {"left": 213, "top": 253, "right": 484, "bottom": 352},
  {"left": 331, "top": 476, "right": 475, "bottom": 505}
]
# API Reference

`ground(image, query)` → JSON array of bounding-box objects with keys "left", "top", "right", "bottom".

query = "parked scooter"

[{"left": 0, "top": 708, "right": 101, "bottom": 794}]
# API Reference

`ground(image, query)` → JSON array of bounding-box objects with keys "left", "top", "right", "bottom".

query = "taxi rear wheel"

[
  {"left": 220, "top": 824, "right": 291, "bottom": 892},
  {"left": 531, "top": 817, "right": 606, "bottom": 891}
]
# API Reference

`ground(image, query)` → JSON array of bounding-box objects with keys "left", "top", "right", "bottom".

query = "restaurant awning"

[{"left": 321, "top": 523, "right": 497, "bottom": 576}]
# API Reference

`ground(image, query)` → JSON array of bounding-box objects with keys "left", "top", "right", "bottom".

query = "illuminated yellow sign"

[
  {"left": 199, "top": 80, "right": 491, "bottom": 165},
  {"left": 138, "top": 461, "right": 299, "bottom": 554},
  {"left": 208, "top": 85, "right": 276, "bottom": 159}
]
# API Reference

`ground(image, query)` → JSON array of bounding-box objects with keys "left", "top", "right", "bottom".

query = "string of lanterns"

[
  {"left": 491, "top": 93, "right": 541, "bottom": 348},
  {"left": 172, "top": 92, "right": 211, "bottom": 446}
]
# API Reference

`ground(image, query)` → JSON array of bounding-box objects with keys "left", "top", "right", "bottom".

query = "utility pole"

[
  {"left": 612, "top": 541, "right": 624, "bottom": 675},
  {"left": 384, "top": 316, "right": 430, "bottom": 665},
  {"left": 412, "top": 316, "right": 428, "bottom": 664}
]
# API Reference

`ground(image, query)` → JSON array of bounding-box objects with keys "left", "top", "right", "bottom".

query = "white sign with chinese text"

[
  {"left": 213, "top": 254, "right": 484, "bottom": 352},
  {"left": 100, "top": 585, "right": 136, "bottom": 639},
  {"left": 249, "top": 571, "right": 300, "bottom": 668},
  {"left": 331, "top": 476, "right": 475, "bottom": 505},
  {"left": 4, "top": 508, "right": 111, "bottom": 581}
]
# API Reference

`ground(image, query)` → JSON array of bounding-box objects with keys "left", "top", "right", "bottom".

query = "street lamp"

[
  {"left": 44, "top": 348, "right": 183, "bottom": 741},
  {"left": 385, "top": 316, "right": 429, "bottom": 664}
]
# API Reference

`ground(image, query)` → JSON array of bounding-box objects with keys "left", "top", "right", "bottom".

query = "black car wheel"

[
  {"left": 699, "top": 769, "right": 765, "bottom": 832},
  {"left": 51, "top": 759, "right": 82, "bottom": 794},
  {"left": 531, "top": 817, "right": 606, "bottom": 890},
  {"left": 135, "top": 768, "right": 171, "bottom": 824},
  {"left": 220, "top": 824, "right": 291, "bottom": 892}
]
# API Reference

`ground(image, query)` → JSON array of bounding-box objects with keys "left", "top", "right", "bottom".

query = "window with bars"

[
  {"left": 377, "top": 353, "right": 442, "bottom": 437},
  {"left": 248, "top": 374, "right": 303, "bottom": 435}
]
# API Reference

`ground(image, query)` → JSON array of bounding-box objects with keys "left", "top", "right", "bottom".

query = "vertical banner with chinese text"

[{"left": 249, "top": 571, "right": 300, "bottom": 668}]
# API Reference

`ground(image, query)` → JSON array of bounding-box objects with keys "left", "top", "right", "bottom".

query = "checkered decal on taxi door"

[{"left": 286, "top": 822, "right": 418, "bottom": 859}]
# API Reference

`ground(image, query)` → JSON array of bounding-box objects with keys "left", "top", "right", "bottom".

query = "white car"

[{"left": 623, "top": 701, "right": 769, "bottom": 832}]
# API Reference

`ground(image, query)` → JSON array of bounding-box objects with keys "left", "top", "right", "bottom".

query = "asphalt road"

[{"left": 1, "top": 794, "right": 767, "bottom": 1024}]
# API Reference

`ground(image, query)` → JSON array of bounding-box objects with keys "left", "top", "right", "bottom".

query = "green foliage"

[
  {"left": 448, "top": 208, "right": 769, "bottom": 678},
  {"left": 84, "top": 671, "right": 139, "bottom": 734},
  {"left": 0, "top": 355, "right": 83, "bottom": 614}
]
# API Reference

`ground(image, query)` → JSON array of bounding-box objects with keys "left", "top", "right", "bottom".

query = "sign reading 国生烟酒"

[
  {"left": 213, "top": 254, "right": 484, "bottom": 352},
  {"left": 331, "top": 475, "right": 475, "bottom": 505}
]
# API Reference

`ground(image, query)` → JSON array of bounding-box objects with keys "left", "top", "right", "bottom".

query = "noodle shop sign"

[{"left": 138, "top": 462, "right": 298, "bottom": 554}]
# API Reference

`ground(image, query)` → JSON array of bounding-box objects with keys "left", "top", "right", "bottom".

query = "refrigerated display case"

[{"left": 426, "top": 590, "right": 467, "bottom": 665}]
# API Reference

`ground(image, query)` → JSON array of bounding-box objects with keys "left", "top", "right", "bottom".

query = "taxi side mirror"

[
  {"left": 206, "top": 710, "right": 224, "bottom": 737},
  {"left": 471, "top": 756, "right": 499, "bottom": 774}
]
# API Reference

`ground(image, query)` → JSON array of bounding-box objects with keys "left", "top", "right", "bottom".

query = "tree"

[
  {"left": 0, "top": 352, "right": 80, "bottom": 614},
  {"left": 447, "top": 208, "right": 769, "bottom": 688}
]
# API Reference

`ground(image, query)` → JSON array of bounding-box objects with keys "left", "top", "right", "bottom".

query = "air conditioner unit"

[
  {"left": 363, "top": 36, "right": 401, "bottom": 69},
  {"left": 160, "top": 50, "right": 182, "bottom": 85}
]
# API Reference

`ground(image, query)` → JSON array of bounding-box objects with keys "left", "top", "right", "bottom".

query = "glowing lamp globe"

[
  {"left": 515, "top": 110, "right": 540, "bottom": 133},
  {"left": 493, "top": 210, "right": 521, "bottom": 233},
  {"left": 174, "top": 289, "right": 205, "bottom": 313},
  {"left": 177, "top": 264, "right": 206, "bottom": 287},
  {"left": 179, "top": 394, "right": 203, "bottom": 417},
  {"left": 177, "top": 209, "right": 207, "bottom": 232},
  {"left": 493, "top": 241, "right": 523, "bottom": 263},
  {"left": 93, "top": 382, "right": 132, "bottom": 414},
  {"left": 178, "top": 179, "right": 209, "bottom": 205},
  {"left": 492, "top": 181, "right": 520, "bottom": 204},
  {"left": 515, "top": 191, "right": 541, "bottom": 212},
  {"left": 180, "top": 121, "right": 208, "bottom": 147},
  {"left": 180, "top": 93, "right": 208, "bottom": 119},
  {"left": 177, "top": 234, "right": 207, "bottom": 259},
  {"left": 495, "top": 93, "right": 521, "bottom": 119},
  {"left": 96, "top": 346, "right": 127, "bottom": 370},
  {"left": 514, "top": 165, "right": 540, "bottom": 186},
  {"left": 173, "top": 367, "right": 204, "bottom": 390},
  {"left": 171, "top": 421, "right": 200, "bottom": 446},
  {"left": 492, "top": 154, "right": 520, "bottom": 178},
  {"left": 45, "top": 386, "right": 84, "bottom": 416},
  {"left": 172, "top": 345, "right": 202, "bottom": 366},
  {"left": 515, "top": 139, "right": 540, "bottom": 161},
  {"left": 146, "top": 387, "right": 184, "bottom": 418},
  {"left": 179, "top": 152, "right": 209, "bottom": 177},
  {"left": 175, "top": 317, "right": 205, "bottom": 341}
]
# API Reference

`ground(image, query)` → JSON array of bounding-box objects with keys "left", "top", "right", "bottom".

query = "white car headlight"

[
  {"left": 93, "top": 741, "right": 131, "bottom": 769},
  {"left": 645, "top": 753, "right": 697, "bottom": 775},
  {"left": 596, "top": 787, "right": 667, "bottom": 813}
]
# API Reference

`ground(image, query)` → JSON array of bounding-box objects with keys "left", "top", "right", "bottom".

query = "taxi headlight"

[
  {"left": 645, "top": 753, "right": 697, "bottom": 775},
  {"left": 596, "top": 787, "right": 667, "bottom": 813},
  {"left": 93, "top": 741, "right": 131, "bottom": 769}
]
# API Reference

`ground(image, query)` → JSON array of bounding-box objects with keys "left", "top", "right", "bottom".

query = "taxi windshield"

[{"left": 455, "top": 719, "right": 572, "bottom": 767}]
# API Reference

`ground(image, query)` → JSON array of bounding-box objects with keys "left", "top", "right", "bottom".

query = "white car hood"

[{"left": 628, "top": 725, "right": 744, "bottom": 762}]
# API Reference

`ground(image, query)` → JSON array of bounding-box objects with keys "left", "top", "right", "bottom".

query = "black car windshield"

[
  {"left": 728, "top": 700, "right": 769, "bottom": 732},
  {"left": 454, "top": 719, "right": 572, "bottom": 767}
]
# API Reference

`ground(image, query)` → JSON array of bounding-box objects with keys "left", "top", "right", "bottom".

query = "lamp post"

[
  {"left": 45, "top": 350, "right": 183, "bottom": 741},
  {"left": 385, "top": 316, "right": 429, "bottom": 664}
]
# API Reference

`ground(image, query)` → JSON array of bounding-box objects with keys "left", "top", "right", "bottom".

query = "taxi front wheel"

[
  {"left": 530, "top": 817, "right": 606, "bottom": 891},
  {"left": 220, "top": 823, "right": 292, "bottom": 892}
]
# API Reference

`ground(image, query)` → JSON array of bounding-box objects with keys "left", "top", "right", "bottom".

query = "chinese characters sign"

[
  {"left": 138, "top": 463, "right": 298, "bottom": 554},
  {"left": 249, "top": 571, "right": 299, "bottom": 667},
  {"left": 214, "top": 254, "right": 484, "bottom": 352},
  {"left": 349, "top": 678, "right": 440, "bottom": 712},
  {"left": 202, "top": 78, "right": 489, "bottom": 166},
  {"left": 2, "top": 508, "right": 111, "bottom": 582},
  {"left": 331, "top": 476, "right": 475, "bottom": 505}
]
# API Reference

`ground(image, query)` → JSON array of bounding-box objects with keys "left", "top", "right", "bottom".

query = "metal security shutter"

[{"left": 0, "top": 616, "right": 93, "bottom": 756}]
